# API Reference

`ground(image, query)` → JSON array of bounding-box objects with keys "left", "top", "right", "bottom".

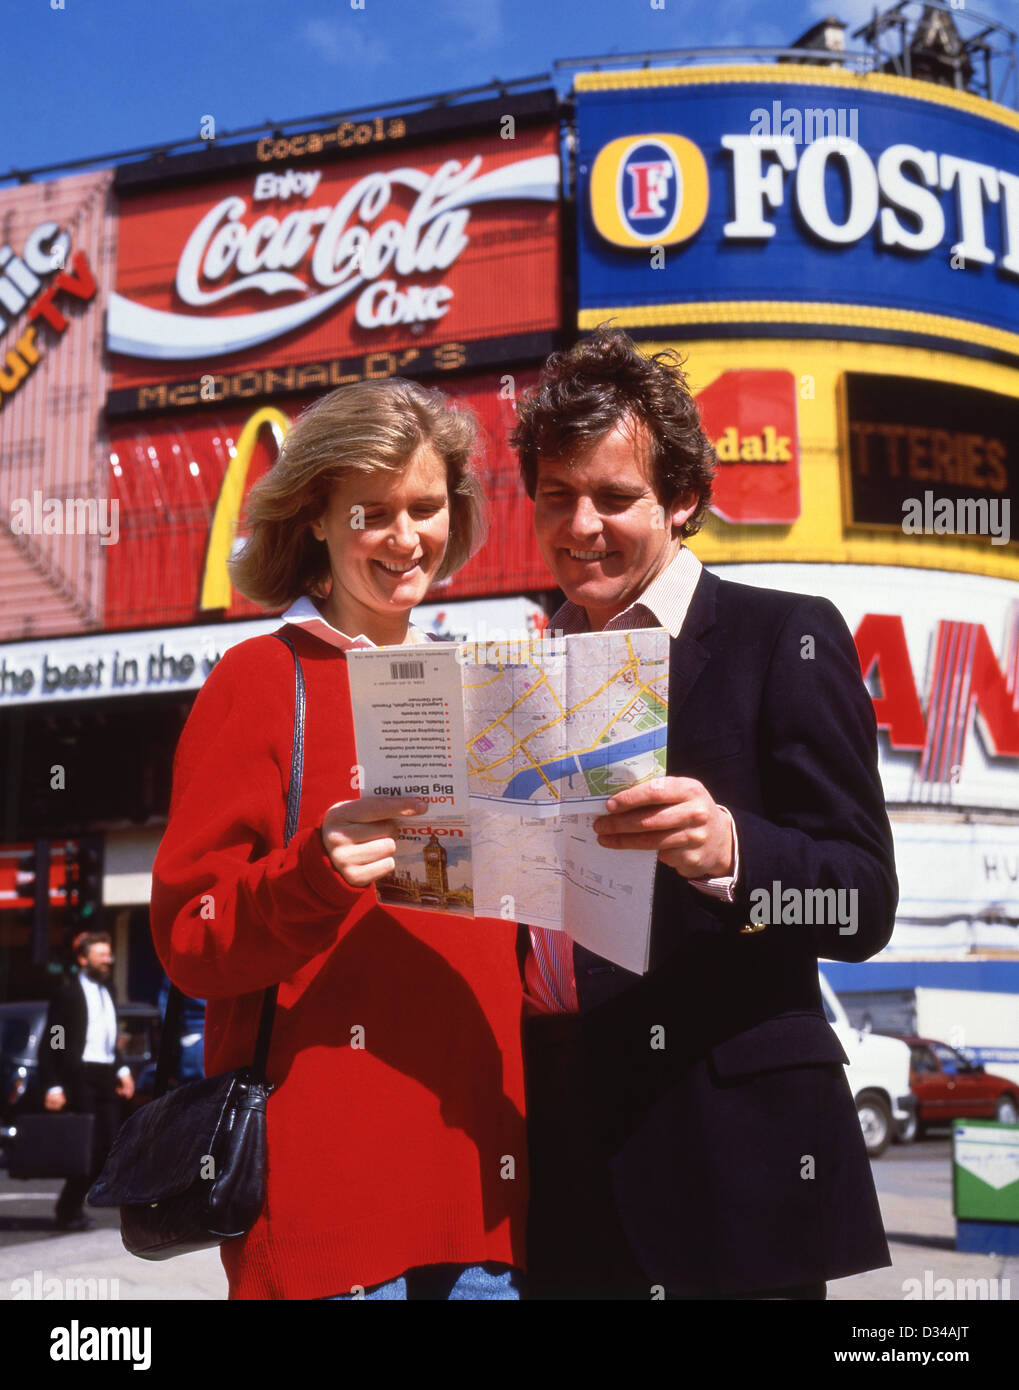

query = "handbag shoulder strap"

[
  {"left": 249, "top": 631, "right": 307, "bottom": 1076},
  {"left": 153, "top": 631, "right": 306, "bottom": 1097},
  {"left": 272, "top": 631, "right": 306, "bottom": 848}
]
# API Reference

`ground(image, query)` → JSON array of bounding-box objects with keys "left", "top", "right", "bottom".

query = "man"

[
  {"left": 41, "top": 931, "right": 135, "bottom": 1230},
  {"left": 511, "top": 327, "right": 897, "bottom": 1300}
]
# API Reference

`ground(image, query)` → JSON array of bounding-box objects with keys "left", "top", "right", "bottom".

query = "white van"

[{"left": 819, "top": 970, "right": 916, "bottom": 1157}]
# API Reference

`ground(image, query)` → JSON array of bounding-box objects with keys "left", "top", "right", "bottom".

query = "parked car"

[
  {"left": 114, "top": 1002, "right": 162, "bottom": 1089},
  {"left": 889, "top": 1035, "right": 1019, "bottom": 1135},
  {"left": 0, "top": 997, "right": 160, "bottom": 1170},
  {"left": 0, "top": 999, "right": 49, "bottom": 1128},
  {"left": 819, "top": 972, "right": 916, "bottom": 1157}
]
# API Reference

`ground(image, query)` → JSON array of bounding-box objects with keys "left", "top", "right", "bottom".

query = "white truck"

[{"left": 819, "top": 970, "right": 915, "bottom": 1158}]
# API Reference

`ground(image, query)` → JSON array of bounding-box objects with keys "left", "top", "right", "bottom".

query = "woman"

[{"left": 150, "top": 379, "right": 527, "bottom": 1300}]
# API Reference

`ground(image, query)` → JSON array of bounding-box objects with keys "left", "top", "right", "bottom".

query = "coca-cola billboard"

[{"left": 108, "top": 123, "right": 560, "bottom": 409}]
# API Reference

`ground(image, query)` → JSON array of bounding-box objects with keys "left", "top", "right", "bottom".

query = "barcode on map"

[{"left": 390, "top": 661, "right": 425, "bottom": 680}]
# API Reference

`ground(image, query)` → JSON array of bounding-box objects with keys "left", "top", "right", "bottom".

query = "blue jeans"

[{"left": 326, "top": 1263, "right": 521, "bottom": 1301}]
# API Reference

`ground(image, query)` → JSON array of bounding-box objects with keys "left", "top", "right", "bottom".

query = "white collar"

[
  {"left": 280, "top": 596, "right": 429, "bottom": 652},
  {"left": 551, "top": 546, "right": 703, "bottom": 638}
]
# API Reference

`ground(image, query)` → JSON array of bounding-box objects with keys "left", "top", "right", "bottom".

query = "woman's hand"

[{"left": 320, "top": 796, "right": 429, "bottom": 888}]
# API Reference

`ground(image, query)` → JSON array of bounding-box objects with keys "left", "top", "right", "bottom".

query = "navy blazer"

[{"left": 559, "top": 568, "right": 898, "bottom": 1294}]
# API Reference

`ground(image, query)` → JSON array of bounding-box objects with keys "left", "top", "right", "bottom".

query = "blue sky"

[{"left": 6, "top": 0, "right": 1017, "bottom": 177}]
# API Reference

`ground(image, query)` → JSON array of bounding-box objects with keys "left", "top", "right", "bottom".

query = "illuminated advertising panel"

[
  {"left": 102, "top": 371, "right": 548, "bottom": 630},
  {"left": 0, "top": 598, "right": 547, "bottom": 710},
  {"left": 0, "top": 171, "right": 118, "bottom": 641},
  {"left": 575, "top": 65, "right": 1019, "bottom": 364},
  {"left": 715, "top": 562, "right": 1019, "bottom": 813},
  {"left": 696, "top": 369, "right": 800, "bottom": 525},
  {"left": 844, "top": 373, "right": 1016, "bottom": 547},
  {"left": 613, "top": 335, "right": 1019, "bottom": 583},
  {"left": 107, "top": 122, "right": 561, "bottom": 411}
]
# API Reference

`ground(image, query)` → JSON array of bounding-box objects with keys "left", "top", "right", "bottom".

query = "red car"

[{"left": 896, "top": 1036, "right": 1019, "bottom": 1136}]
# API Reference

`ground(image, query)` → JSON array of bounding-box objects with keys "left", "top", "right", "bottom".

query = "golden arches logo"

[
  {"left": 200, "top": 406, "right": 291, "bottom": 610},
  {"left": 590, "top": 133, "right": 709, "bottom": 249}
]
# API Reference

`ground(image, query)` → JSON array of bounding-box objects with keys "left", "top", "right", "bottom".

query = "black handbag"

[{"left": 87, "top": 632, "right": 306, "bottom": 1259}]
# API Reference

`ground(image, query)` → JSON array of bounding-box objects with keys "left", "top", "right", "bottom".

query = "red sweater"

[{"left": 149, "top": 625, "right": 528, "bottom": 1299}]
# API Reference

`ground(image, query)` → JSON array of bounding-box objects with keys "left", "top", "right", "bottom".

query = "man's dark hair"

[
  {"left": 511, "top": 326, "right": 716, "bottom": 537},
  {"left": 73, "top": 930, "right": 111, "bottom": 959}
]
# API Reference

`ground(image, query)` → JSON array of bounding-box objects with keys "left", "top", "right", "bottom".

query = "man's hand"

[
  {"left": 116, "top": 1073, "right": 135, "bottom": 1100},
  {"left": 593, "top": 777, "right": 735, "bottom": 879},
  {"left": 44, "top": 1089, "right": 66, "bottom": 1112},
  {"left": 321, "top": 796, "right": 429, "bottom": 888}
]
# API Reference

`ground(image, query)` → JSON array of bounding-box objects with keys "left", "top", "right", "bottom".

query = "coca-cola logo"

[{"left": 108, "top": 153, "right": 558, "bottom": 361}]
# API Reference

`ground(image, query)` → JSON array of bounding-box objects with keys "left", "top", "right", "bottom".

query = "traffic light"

[
  {"left": 64, "top": 835, "right": 104, "bottom": 930},
  {"left": 12, "top": 840, "right": 51, "bottom": 966},
  {"left": 12, "top": 843, "right": 40, "bottom": 912}
]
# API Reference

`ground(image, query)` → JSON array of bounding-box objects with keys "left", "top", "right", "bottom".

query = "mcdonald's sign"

[
  {"left": 198, "top": 407, "right": 289, "bottom": 610},
  {"left": 103, "top": 370, "right": 552, "bottom": 631}
]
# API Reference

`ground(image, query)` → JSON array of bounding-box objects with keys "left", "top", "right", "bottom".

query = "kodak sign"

[{"left": 697, "top": 369, "right": 800, "bottom": 525}]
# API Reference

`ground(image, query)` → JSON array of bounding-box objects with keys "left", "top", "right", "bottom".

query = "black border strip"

[
  {"left": 103, "top": 330, "right": 561, "bottom": 419},
  {"left": 113, "top": 90, "right": 562, "bottom": 193}
]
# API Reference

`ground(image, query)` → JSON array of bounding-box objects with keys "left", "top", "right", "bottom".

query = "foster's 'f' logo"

[{"left": 590, "top": 134, "right": 709, "bottom": 248}]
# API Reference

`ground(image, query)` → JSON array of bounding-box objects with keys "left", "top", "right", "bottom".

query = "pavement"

[
  {"left": 0, "top": 1141, "right": 1015, "bottom": 1301},
  {"left": 828, "top": 1182, "right": 1019, "bottom": 1301},
  {"left": 0, "top": 1216, "right": 228, "bottom": 1300}
]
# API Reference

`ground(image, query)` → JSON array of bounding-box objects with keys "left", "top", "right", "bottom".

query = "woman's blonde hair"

[{"left": 230, "top": 378, "right": 485, "bottom": 608}]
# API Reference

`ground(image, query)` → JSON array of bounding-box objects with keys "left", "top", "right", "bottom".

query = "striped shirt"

[{"left": 525, "top": 546, "right": 740, "bottom": 1014}]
